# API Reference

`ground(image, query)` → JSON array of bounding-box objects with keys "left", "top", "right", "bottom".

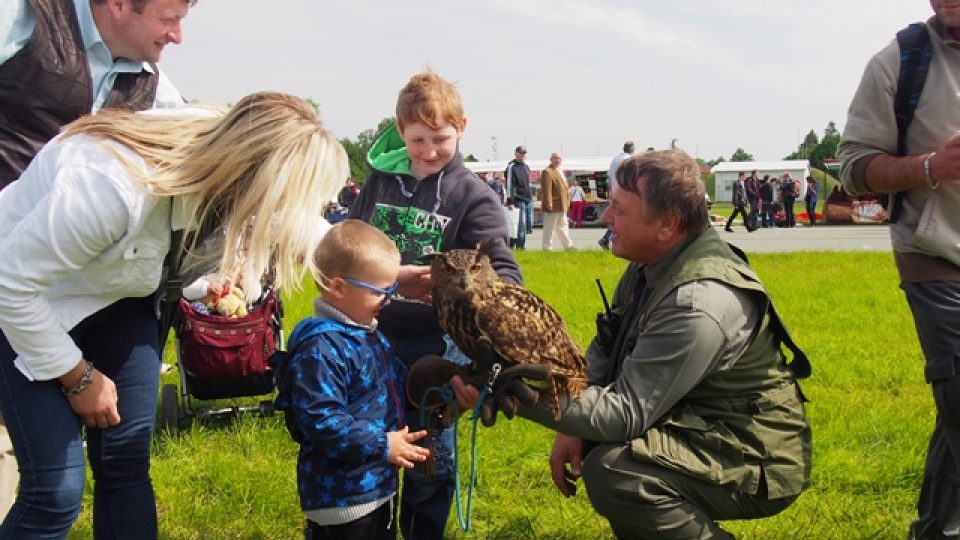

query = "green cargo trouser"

[{"left": 582, "top": 443, "right": 796, "bottom": 540}]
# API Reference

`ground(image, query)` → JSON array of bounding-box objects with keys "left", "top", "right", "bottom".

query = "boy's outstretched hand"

[
  {"left": 386, "top": 426, "right": 431, "bottom": 468},
  {"left": 398, "top": 265, "right": 432, "bottom": 303}
]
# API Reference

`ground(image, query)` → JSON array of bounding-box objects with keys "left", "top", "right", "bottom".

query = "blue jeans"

[
  {"left": 513, "top": 200, "right": 533, "bottom": 249},
  {"left": 805, "top": 198, "right": 817, "bottom": 226},
  {"left": 390, "top": 332, "right": 456, "bottom": 540},
  {"left": 0, "top": 296, "right": 160, "bottom": 539}
]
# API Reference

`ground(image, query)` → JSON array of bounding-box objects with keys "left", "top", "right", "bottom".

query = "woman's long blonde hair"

[{"left": 62, "top": 92, "right": 348, "bottom": 293}]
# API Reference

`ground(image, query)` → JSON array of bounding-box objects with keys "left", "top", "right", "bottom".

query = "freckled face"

[{"left": 400, "top": 118, "right": 465, "bottom": 179}]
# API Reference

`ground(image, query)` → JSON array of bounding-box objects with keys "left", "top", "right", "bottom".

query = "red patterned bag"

[{"left": 177, "top": 289, "right": 279, "bottom": 379}]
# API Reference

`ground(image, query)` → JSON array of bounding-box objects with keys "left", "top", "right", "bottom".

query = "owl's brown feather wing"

[
  {"left": 428, "top": 246, "right": 587, "bottom": 413},
  {"left": 473, "top": 281, "right": 586, "bottom": 383}
]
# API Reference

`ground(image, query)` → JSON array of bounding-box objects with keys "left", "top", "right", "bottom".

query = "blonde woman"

[{"left": 0, "top": 91, "right": 347, "bottom": 538}]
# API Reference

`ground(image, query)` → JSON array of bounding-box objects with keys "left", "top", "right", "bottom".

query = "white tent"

[
  {"left": 465, "top": 156, "right": 614, "bottom": 197},
  {"left": 712, "top": 160, "right": 810, "bottom": 202},
  {"left": 464, "top": 157, "right": 611, "bottom": 176}
]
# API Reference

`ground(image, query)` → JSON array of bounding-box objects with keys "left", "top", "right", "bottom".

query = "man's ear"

[
  {"left": 458, "top": 116, "right": 468, "bottom": 134},
  {"left": 657, "top": 211, "right": 682, "bottom": 242},
  {"left": 107, "top": 0, "right": 131, "bottom": 17}
]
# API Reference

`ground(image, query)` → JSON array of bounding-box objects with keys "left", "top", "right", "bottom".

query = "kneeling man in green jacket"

[{"left": 456, "top": 149, "right": 812, "bottom": 539}]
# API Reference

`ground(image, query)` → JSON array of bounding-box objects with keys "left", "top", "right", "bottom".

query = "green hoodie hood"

[{"left": 366, "top": 123, "right": 412, "bottom": 176}]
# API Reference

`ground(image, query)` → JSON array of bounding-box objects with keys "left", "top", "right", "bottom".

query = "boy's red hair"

[{"left": 395, "top": 70, "right": 464, "bottom": 131}]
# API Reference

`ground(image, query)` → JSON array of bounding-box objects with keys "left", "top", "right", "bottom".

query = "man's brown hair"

[
  {"left": 616, "top": 150, "right": 709, "bottom": 233},
  {"left": 92, "top": 0, "right": 197, "bottom": 14}
]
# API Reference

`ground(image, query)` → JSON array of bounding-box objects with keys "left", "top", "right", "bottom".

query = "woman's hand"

[{"left": 60, "top": 361, "right": 120, "bottom": 428}]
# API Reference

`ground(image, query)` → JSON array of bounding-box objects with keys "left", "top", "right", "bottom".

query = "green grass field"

[{"left": 64, "top": 250, "right": 931, "bottom": 539}]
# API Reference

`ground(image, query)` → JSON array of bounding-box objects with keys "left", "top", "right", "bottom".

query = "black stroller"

[{"left": 159, "top": 286, "right": 284, "bottom": 433}]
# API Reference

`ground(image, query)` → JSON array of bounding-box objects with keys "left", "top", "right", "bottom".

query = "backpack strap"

[
  {"left": 155, "top": 228, "right": 185, "bottom": 348},
  {"left": 888, "top": 22, "right": 934, "bottom": 223},
  {"left": 727, "top": 243, "right": 811, "bottom": 401}
]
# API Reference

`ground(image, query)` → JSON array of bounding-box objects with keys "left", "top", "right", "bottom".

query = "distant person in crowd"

[
  {"left": 0, "top": 92, "right": 348, "bottom": 539},
  {"left": 454, "top": 149, "right": 811, "bottom": 539},
  {"left": 505, "top": 146, "right": 533, "bottom": 249},
  {"left": 273, "top": 220, "right": 430, "bottom": 540},
  {"left": 488, "top": 173, "right": 506, "bottom": 205},
  {"left": 745, "top": 169, "right": 762, "bottom": 231},
  {"left": 338, "top": 178, "right": 360, "bottom": 211},
  {"left": 725, "top": 171, "right": 749, "bottom": 232},
  {"left": 804, "top": 176, "right": 818, "bottom": 227},
  {"left": 760, "top": 174, "right": 775, "bottom": 228},
  {"left": 780, "top": 172, "right": 799, "bottom": 228},
  {"left": 540, "top": 152, "right": 573, "bottom": 250},
  {"left": 600, "top": 140, "right": 636, "bottom": 249},
  {"left": 568, "top": 179, "right": 586, "bottom": 228},
  {"left": 0, "top": 0, "right": 196, "bottom": 521},
  {"left": 348, "top": 69, "right": 521, "bottom": 539},
  {"left": 839, "top": 3, "right": 960, "bottom": 535}
]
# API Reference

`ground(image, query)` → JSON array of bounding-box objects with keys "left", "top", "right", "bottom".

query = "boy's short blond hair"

[
  {"left": 395, "top": 69, "right": 464, "bottom": 132},
  {"left": 312, "top": 220, "right": 400, "bottom": 291}
]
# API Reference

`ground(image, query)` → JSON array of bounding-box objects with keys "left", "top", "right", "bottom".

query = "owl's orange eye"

[
  {"left": 469, "top": 264, "right": 481, "bottom": 274},
  {"left": 442, "top": 265, "right": 455, "bottom": 275}
]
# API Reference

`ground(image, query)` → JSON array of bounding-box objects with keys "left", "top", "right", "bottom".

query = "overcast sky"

[{"left": 161, "top": 1, "right": 933, "bottom": 163}]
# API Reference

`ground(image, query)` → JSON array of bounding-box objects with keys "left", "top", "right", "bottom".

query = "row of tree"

[
  {"left": 698, "top": 121, "right": 841, "bottom": 171},
  {"left": 337, "top": 114, "right": 841, "bottom": 184}
]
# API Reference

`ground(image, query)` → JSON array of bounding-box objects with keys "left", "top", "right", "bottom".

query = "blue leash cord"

[
  {"left": 452, "top": 386, "right": 490, "bottom": 532},
  {"left": 416, "top": 364, "right": 499, "bottom": 532}
]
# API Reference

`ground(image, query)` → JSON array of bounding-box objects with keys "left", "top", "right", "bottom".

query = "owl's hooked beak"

[{"left": 457, "top": 271, "right": 473, "bottom": 291}]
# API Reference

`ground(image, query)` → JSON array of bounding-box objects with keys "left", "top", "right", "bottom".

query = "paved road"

[{"left": 524, "top": 224, "right": 892, "bottom": 253}]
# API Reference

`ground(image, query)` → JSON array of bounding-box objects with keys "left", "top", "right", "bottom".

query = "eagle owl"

[{"left": 429, "top": 240, "right": 587, "bottom": 418}]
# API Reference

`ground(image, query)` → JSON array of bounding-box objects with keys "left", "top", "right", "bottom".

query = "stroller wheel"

[
  {"left": 160, "top": 384, "right": 180, "bottom": 433},
  {"left": 258, "top": 400, "right": 275, "bottom": 416}
]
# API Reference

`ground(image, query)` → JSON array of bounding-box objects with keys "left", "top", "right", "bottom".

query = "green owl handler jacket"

[{"left": 524, "top": 227, "right": 812, "bottom": 500}]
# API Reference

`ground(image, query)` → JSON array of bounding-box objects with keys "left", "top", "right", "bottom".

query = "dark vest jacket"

[
  {"left": 0, "top": 0, "right": 159, "bottom": 189},
  {"left": 617, "top": 228, "right": 812, "bottom": 498}
]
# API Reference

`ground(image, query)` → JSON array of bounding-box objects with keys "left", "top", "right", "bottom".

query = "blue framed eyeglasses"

[{"left": 344, "top": 278, "right": 399, "bottom": 306}]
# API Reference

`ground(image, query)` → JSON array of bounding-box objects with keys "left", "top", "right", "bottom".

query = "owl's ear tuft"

[{"left": 476, "top": 238, "right": 500, "bottom": 258}]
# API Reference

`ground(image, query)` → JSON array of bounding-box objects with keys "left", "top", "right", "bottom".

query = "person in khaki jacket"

[
  {"left": 839, "top": 2, "right": 960, "bottom": 536},
  {"left": 455, "top": 149, "right": 812, "bottom": 539},
  {"left": 539, "top": 152, "right": 573, "bottom": 250}
]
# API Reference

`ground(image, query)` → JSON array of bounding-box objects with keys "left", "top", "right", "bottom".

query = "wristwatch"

[{"left": 62, "top": 362, "right": 95, "bottom": 397}]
